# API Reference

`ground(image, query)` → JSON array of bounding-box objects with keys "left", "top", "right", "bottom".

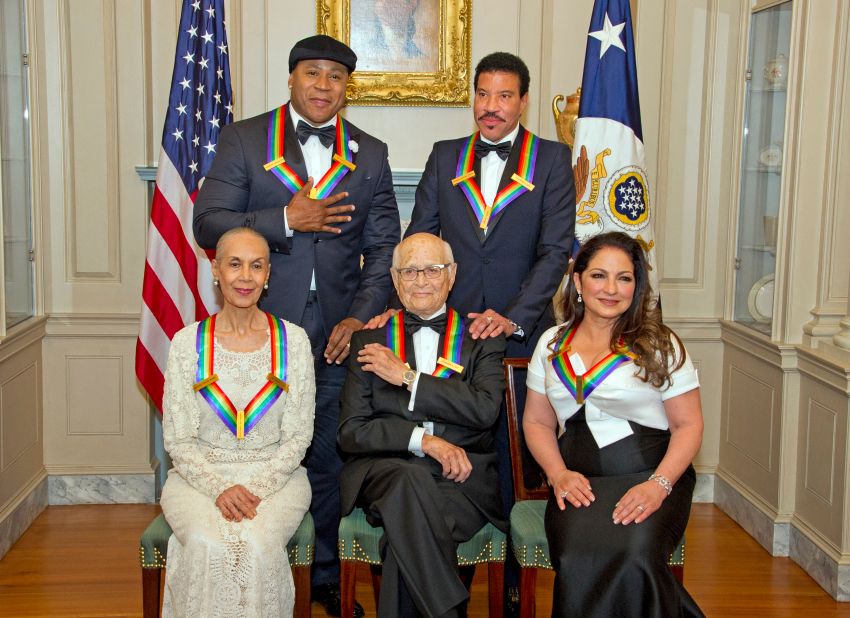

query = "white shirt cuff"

[
  {"left": 408, "top": 426, "right": 426, "bottom": 457},
  {"left": 283, "top": 205, "right": 294, "bottom": 237}
]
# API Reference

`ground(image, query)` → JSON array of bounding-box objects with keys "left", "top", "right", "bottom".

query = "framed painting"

[{"left": 316, "top": 0, "right": 472, "bottom": 107}]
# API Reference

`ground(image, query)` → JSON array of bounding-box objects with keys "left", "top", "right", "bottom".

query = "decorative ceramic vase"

[{"left": 763, "top": 53, "right": 788, "bottom": 89}]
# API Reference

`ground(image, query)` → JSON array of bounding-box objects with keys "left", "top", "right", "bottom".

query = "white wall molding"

[
  {"left": 44, "top": 312, "right": 140, "bottom": 337},
  {"left": 0, "top": 317, "right": 47, "bottom": 362}
]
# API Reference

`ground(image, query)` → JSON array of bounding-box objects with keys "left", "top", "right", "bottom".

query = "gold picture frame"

[{"left": 316, "top": 0, "right": 472, "bottom": 107}]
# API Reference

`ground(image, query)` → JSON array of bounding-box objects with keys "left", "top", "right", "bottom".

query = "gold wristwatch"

[{"left": 402, "top": 369, "right": 417, "bottom": 388}]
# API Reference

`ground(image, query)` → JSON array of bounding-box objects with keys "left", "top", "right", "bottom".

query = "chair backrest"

[{"left": 503, "top": 357, "right": 550, "bottom": 501}]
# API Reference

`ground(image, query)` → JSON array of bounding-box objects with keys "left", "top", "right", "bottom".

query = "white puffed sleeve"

[{"left": 660, "top": 343, "right": 700, "bottom": 401}]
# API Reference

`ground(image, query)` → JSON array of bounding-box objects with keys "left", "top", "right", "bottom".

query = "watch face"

[{"left": 403, "top": 370, "right": 416, "bottom": 385}]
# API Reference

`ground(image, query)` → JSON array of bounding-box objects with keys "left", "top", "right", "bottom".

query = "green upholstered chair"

[
  {"left": 503, "top": 358, "right": 686, "bottom": 617},
  {"left": 139, "top": 511, "right": 315, "bottom": 618},
  {"left": 338, "top": 506, "right": 506, "bottom": 617}
]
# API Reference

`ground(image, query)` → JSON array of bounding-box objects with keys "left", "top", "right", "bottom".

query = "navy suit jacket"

[
  {"left": 406, "top": 126, "right": 575, "bottom": 355},
  {"left": 193, "top": 104, "right": 400, "bottom": 336}
]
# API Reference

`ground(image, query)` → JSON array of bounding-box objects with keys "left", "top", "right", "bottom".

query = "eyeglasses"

[{"left": 395, "top": 263, "right": 453, "bottom": 281}]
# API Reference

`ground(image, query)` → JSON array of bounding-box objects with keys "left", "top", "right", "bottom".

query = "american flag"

[{"left": 136, "top": 0, "right": 233, "bottom": 413}]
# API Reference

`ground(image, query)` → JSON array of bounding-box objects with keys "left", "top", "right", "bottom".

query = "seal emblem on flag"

[{"left": 605, "top": 165, "right": 650, "bottom": 231}]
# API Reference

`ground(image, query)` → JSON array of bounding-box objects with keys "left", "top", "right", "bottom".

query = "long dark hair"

[{"left": 550, "top": 232, "right": 685, "bottom": 388}]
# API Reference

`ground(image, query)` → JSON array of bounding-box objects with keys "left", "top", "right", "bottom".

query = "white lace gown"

[{"left": 159, "top": 320, "right": 315, "bottom": 618}]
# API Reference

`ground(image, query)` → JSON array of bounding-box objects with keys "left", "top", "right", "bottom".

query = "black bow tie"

[
  {"left": 405, "top": 311, "right": 447, "bottom": 334},
  {"left": 296, "top": 120, "right": 335, "bottom": 148},
  {"left": 474, "top": 139, "right": 511, "bottom": 160}
]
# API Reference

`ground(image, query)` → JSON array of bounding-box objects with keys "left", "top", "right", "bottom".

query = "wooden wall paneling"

[
  {"left": 795, "top": 350, "right": 849, "bottom": 551},
  {"left": 61, "top": 0, "right": 119, "bottom": 280},
  {"left": 720, "top": 332, "right": 784, "bottom": 507},
  {"left": 0, "top": 325, "right": 43, "bottom": 511},
  {"left": 42, "top": 319, "right": 149, "bottom": 472}
]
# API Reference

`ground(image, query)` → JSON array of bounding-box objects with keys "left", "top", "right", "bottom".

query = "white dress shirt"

[
  {"left": 479, "top": 123, "right": 520, "bottom": 232},
  {"left": 283, "top": 106, "right": 335, "bottom": 290},
  {"left": 405, "top": 305, "right": 446, "bottom": 456}
]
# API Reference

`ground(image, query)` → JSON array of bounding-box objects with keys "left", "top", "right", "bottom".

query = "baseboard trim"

[
  {"left": 0, "top": 469, "right": 48, "bottom": 559},
  {"left": 714, "top": 472, "right": 790, "bottom": 557},
  {"left": 790, "top": 519, "right": 850, "bottom": 601},
  {"left": 48, "top": 473, "right": 156, "bottom": 505}
]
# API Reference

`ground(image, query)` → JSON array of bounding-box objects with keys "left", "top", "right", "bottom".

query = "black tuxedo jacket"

[
  {"left": 193, "top": 104, "right": 400, "bottom": 335},
  {"left": 406, "top": 126, "right": 575, "bottom": 355},
  {"left": 338, "top": 314, "right": 506, "bottom": 528}
]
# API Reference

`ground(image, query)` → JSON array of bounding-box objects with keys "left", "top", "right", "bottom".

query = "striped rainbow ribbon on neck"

[
  {"left": 550, "top": 325, "right": 635, "bottom": 405},
  {"left": 263, "top": 105, "right": 356, "bottom": 199},
  {"left": 451, "top": 130, "right": 539, "bottom": 230},
  {"left": 386, "top": 309, "right": 465, "bottom": 377},
  {"left": 193, "top": 312, "right": 289, "bottom": 440}
]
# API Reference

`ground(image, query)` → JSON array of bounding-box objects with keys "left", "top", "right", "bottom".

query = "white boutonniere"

[{"left": 348, "top": 139, "right": 359, "bottom": 153}]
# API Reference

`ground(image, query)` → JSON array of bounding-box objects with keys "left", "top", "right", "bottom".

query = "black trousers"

[
  {"left": 301, "top": 292, "right": 347, "bottom": 586},
  {"left": 357, "top": 457, "right": 486, "bottom": 618}
]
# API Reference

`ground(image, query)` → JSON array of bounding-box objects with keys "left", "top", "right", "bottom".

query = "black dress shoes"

[{"left": 312, "top": 582, "right": 365, "bottom": 618}]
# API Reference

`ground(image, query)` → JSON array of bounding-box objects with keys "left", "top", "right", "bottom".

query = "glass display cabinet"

[{"left": 732, "top": 0, "right": 792, "bottom": 335}]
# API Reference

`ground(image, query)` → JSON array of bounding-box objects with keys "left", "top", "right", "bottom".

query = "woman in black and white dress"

[{"left": 523, "top": 232, "right": 704, "bottom": 617}]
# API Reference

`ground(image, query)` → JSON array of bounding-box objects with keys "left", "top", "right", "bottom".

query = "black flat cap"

[{"left": 289, "top": 35, "right": 357, "bottom": 73}]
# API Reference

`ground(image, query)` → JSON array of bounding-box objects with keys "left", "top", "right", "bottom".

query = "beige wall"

[
  {"left": 14, "top": 0, "right": 736, "bottom": 494},
  {"left": 0, "top": 1, "right": 846, "bottom": 590}
]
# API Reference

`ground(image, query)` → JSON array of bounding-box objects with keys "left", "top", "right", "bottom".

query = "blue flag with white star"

[{"left": 572, "top": 0, "right": 658, "bottom": 289}]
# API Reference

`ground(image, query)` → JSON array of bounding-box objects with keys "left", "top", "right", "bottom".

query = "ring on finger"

[
  {"left": 559, "top": 490, "right": 569, "bottom": 499},
  {"left": 486, "top": 316, "right": 493, "bottom": 323},
  {"left": 636, "top": 504, "right": 645, "bottom": 512}
]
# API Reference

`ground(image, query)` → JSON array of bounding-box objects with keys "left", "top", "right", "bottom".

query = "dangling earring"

[
  {"left": 577, "top": 292, "right": 582, "bottom": 303},
  {"left": 264, "top": 281, "right": 269, "bottom": 290},
  {"left": 213, "top": 279, "right": 219, "bottom": 287}
]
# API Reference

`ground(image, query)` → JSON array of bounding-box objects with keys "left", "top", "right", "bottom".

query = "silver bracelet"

[{"left": 649, "top": 473, "right": 673, "bottom": 495}]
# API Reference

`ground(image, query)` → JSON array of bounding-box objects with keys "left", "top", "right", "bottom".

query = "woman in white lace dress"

[{"left": 160, "top": 227, "right": 315, "bottom": 617}]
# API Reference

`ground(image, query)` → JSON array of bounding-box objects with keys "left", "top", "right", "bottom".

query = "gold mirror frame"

[{"left": 316, "top": 0, "right": 472, "bottom": 107}]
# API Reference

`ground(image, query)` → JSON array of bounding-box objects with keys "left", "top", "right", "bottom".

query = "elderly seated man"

[{"left": 338, "top": 233, "right": 506, "bottom": 618}]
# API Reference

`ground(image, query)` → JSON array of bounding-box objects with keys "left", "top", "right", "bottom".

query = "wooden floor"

[{"left": 0, "top": 504, "right": 848, "bottom": 616}]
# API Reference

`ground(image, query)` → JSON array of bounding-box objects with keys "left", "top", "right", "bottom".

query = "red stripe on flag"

[
  {"left": 149, "top": 188, "right": 207, "bottom": 320},
  {"left": 135, "top": 339, "right": 165, "bottom": 414},
  {"left": 141, "top": 262, "right": 186, "bottom": 339}
]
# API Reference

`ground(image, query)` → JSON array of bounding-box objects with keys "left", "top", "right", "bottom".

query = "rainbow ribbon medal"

[
  {"left": 451, "top": 130, "right": 539, "bottom": 231},
  {"left": 263, "top": 105, "right": 356, "bottom": 198},
  {"left": 193, "top": 313, "right": 289, "bottom": 440},
  {"left": 550, "top": 326, "right": 634, "bottom": 405},
  {"left": 386, "top": 309, "right": 465, "bottom": 378}
]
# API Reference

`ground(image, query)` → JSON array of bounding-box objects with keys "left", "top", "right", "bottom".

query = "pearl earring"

[
  {"left": 264, "top": 281, "right": 269, "bottom": 290},
  {"left": 213, "top": 279, "right": 219, "bottom": 287},
  {"left": 577, "top": 292, "right": 582, "bottom": 303}
]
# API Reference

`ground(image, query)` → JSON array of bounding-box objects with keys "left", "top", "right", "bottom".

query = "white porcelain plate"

[{"left": 747, "top": 274, "right": 775, "bottom": 323}]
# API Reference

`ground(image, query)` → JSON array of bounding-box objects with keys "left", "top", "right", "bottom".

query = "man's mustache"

[{"left": 477, "top": 112, "right": 505, "bottom": 122}]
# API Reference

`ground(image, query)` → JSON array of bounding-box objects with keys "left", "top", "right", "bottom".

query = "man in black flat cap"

[{"left": 193, "top": 34, "right": 399, "bottom": 617}]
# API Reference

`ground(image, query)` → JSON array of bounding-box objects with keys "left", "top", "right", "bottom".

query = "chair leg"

[
  {"left": 142, "top": 567, "right": 162, "bottom": 618},
  {"left": 519, "top": 567, "right": 537, "bottom": 618},
  {"left": 292, "top": 564, "right": 311, "bottom": 618},
  {"left": 671, "top": 564, "right": 684, "bottom": 584},
  {"left": 369, "top": 564, "right": 382, "bottom": 609},
  {"left": 340, "top": 560, "right": 357, "bottom": 618},
  {"left": 487, "top": 561, "right": 505, "bottom": 618}
]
